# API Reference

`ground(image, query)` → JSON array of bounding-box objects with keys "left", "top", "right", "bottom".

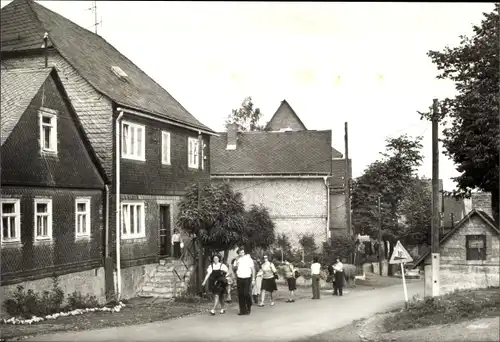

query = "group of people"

[{"left": 201, "top": 247, "right": 345, "bottom": 316}]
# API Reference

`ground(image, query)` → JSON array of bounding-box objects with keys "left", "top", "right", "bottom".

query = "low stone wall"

[
  {"left": 276, "top": 277, "right": 332, "bottom": 290},
  {"left": 118, "top": 263, "right": 157, "bottom": 300},
  {"left": 424, "top": 264, "right": 499, "bottom": 296},
  {"left": 0, "top": 267, "right": 106, "bottom": 319}
]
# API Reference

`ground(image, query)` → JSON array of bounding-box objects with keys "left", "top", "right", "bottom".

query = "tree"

[
  {"left": 298, "top": 233, "right": 317, "bottom": 262},
  {"left": 271, "top": 233, "right": 292, "bottom": 262},
  {"left": 420, "top": 4, "right": 499, "bottom": 222},
  {"left": 351, "top": 135, "right": 424, "bottom": 242},
  {"left": 322, "top": 232, "right": 357, "bottom": 265},
  {"left": 399, "top": 177, "right": 432, "bottom": 246},
  {"left": 176, "top": 182, "right": 246, "bottom": 257},
  {"left": 225, "top": 96, "right": 269, "bottom": 131},
  {"left": 243, "top": 204, "right": 276, "bottom": 253}
]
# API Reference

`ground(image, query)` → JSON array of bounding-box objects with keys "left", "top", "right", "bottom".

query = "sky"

[{"left": 1, "top": 1, "right": 495, "bottom": 191}]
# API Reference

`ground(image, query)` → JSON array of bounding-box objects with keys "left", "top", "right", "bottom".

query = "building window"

[
  {"left": 188, "top": 137, "right": 199, "bottom": 169},
  {"left": 1, "top": 199, "right": 21, "bottom": 244},
  {"left": 121, "top": 202, "right": 145, "bottom": 239},
  {"left": 122, "top": 121, "right": 145, "bottom": 160},
  {"left": 75, "top": 198, "right": 91, "bottom": 238},
  {"left": 39, "top": 108, "right": 58, "bottom": 153},
  {"left": 34, "top": 199, "right": 52, "bottom": 241},
  {"left": 161, "top": 131, "right": 171, "bottom": 165},
  {"left": 466, "top": 235, "right": 486, "bottom": 260}
]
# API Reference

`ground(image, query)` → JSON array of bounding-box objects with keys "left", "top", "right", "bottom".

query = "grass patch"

[{"left": 384, "top": 287, "right": 500, "bottom": 331}]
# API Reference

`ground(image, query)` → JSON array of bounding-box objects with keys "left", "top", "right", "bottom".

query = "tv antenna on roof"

[{"left": 87, "top": 1, "right": 102, "bottom": 34}]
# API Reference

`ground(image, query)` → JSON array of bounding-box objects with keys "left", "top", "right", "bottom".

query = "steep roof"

[
  {"left": 1, "top": 67, "right": 52, "bottom": 145},
  {"left": 413, "top": 209, "right": 499, "bottom": 268},
  {"left": 330, "top": 158, "right": 351, "bottom": 189},
  {"left": 266, "top": 100, "right": 307, "bottom": 131},
  {"left": 210, "top": 130, "right": 332, "bottom": 175},
  {"left": 1, "top": 0, "right": 213, "bottom": 133},
  {"left": 332, "top": 147, "right": 343, "bottom": 158}
]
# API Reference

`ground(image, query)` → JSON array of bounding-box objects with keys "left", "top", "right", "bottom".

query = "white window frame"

[
  {"left": 39, "top": 108, "right": 58, "bottom": 154},
  {"left": 161, "top": 131, "right": 171, "bottom": 165},
  {"left": 122, "top": 121, "right": 146, "bottom": 161},
  {"left": 121, "top": 201, "right": 146, "bottom": 239},
  {"left": 34, "top": 198, "right": 53, "bottom": 241},
  {"left": 188, "top": 137, "right": 199, "bottom": 169},
  {"left": 75, "top": 198, "right": 91, "bottom": 239},
  {"left": 1, "top": 199, "right": 21, "bottom": 244},
  {"left": 201, "top": 141, "right": 206, "bottom": 170}
]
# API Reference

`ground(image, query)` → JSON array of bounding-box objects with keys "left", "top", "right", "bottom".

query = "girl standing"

[
  {"left": 284, "top": 259, "right": 297, "bottom": 303},
  {"left": 171, "top": 229, "right": 183, "bottom": 259},
  {"left": 259, "top": 255, "right": 278, "bottom": 306},
  {"left": 252, "top": 258, "right": 263, "bottom": 304},
  {"left": 202, "top": 254, "right": 229, "bottom": 315}
]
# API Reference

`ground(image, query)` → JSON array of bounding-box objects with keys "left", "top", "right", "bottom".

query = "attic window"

[{"left": 111, "top": 66, "right": 128, "bottom": 79}]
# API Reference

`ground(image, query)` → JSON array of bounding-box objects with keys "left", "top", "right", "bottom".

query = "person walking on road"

[
  {"left": 234, "top": 247, "right": 255, "bottom": 315},
  {"left": 259, "top": 255, "right": 278, "bottom": 306},
  {"left": 333, "top": 257, "right": 345, "bottom": 296},
  {"left": 311, "top": 256, "right": 321, "bottom": 299},
  {"left": 284, "top": 258, "right": 297, "bottom": 303},
  {"left": 252, "top": 258, "right": 263, "bottom": 304},
  {"left": 201, "top": 254, "right": 229, "bottom": 315}
]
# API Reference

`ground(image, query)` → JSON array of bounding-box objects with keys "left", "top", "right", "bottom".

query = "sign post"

[{"left": 389, "top": 240, "right": 413, "bottom": 308}]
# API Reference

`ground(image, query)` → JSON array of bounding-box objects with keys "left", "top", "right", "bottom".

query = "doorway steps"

[{"left": 137, "top": 258, "right": 192, "bottom": 298}]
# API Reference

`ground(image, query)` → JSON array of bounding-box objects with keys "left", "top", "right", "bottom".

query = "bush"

[
  {"left": 322, "top": 232, "right": 357, "bottom": 265},
  {"left": 66, "top": 291, "right": 99, "bottom": 310},
  {"left": 383, "top": 287, "right": 500, "bottom": 331},
  {"left": 3, "top": 276, "right": 65, "bottom": 318}
]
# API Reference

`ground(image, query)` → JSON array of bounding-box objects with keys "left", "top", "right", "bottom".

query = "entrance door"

[{"left": 159, "top": 205, "right": 171, "bottom": 258}]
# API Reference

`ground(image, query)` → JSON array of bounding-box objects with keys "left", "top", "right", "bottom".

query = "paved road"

[{"left": 28, "top": 281, "right": 423, "bottom": 342}]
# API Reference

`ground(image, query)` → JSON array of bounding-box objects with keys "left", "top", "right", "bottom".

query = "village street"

[{"left": 25, "top": 281, "right": 423, "bottom": 342}]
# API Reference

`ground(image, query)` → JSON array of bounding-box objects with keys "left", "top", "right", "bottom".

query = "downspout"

[
  {"left": 105, "top": 184, "right": 110, "bottom": 257},
  {"left": 115, "top": 111, "right": 124, "bottom": 300},
  {"left": 323, "top": 177, "right": 330, "bottom": 240}
]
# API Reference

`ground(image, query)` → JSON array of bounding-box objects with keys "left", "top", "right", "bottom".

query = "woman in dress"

[
  {"left": 258, "top": 255, "right": 278, "bottom": 306},
  {"left": 284, "top": 258, "right": 297, "bottom": 303},
  {"left": 201, "top": 254, "right": 229, "bottom": 315},
  {"left": 252, "top": 258, "right": 263, "bottom": 304},
  {"left": 171, "top": 229, "right": 183, "bottom": 259}
]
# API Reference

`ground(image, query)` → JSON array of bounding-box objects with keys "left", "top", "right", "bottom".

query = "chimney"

[
  {"left": 226, "top": 123, "right": 237, "bottom": 150},
  {"left": 471, "top": 192, "right": 493, "bottom": 218}
]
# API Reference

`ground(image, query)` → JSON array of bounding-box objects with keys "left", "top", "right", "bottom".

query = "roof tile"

[{"left": 1, "top": 67, "right": 52, "bottom": 145}]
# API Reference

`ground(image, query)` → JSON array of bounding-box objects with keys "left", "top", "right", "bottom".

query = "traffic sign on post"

[{"left": 389, "top": 240, "right": 413, "bottom": 264}]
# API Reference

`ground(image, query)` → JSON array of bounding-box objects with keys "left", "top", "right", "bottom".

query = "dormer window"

[
  {"left": 111, "top": 66, "right": 128, "bottom": 80},
  {"left": 39, "top": 107, "right": 58, "bottom": 154}
]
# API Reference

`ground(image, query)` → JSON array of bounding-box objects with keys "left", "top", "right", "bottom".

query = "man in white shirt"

[{"left": 234, "top": 247, "right": 255, "bottom": 315}]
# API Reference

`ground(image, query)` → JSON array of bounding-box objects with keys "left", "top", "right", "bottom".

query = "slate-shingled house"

[
  {"left": 1, "top": 0, "right": 215, "bottom": 299},
  {"left": 211, "top": 100, "right": 351, "bottom": 248},
  {"left": 1, "top": 67, "right": 106, "bottom": 307}
]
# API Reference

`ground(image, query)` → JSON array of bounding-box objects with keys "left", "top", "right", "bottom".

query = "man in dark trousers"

[{"left": 234, "top": 247, "right": 255, "bottom": 315}]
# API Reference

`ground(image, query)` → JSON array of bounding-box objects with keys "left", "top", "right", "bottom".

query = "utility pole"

[
  {"left": 344, "top": 122, "right": 352, "bottom": 236},
  {"left": 431, "top": 99, "right": 441, "bottom": 297},
  {"left": 378, "top": 195, "right": 383, "bottom": 276},
  {"left": 196, "top": 134, "right": 204, "bottom": 293}
]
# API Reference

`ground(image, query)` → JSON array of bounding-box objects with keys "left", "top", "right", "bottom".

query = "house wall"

[
  {"left": 118, "top": 112, "right": 210, "bottom": 196},
  {"left": 330, "top": 190, "right": 347, "bottom": 234},
  {"left": 267, "top": 104, "right": 306, "bottom": 131},
  {"left": 1, "top": 74, "right": 104, "bottom": 189},
  {"left": 2, "top": 53, "right": 210, "bottom": 270},
  {"left": 423, "top": 215, "right": 500, "bottom": 295},
  {"left": 1, "top": 52, "right": 114, "bottom": 178},
  {"left": 0, "top": 187, "right": 104, "bottom": 286},
  {"left": 213, "top": 178, "right": 328, "bottom": 248}
]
